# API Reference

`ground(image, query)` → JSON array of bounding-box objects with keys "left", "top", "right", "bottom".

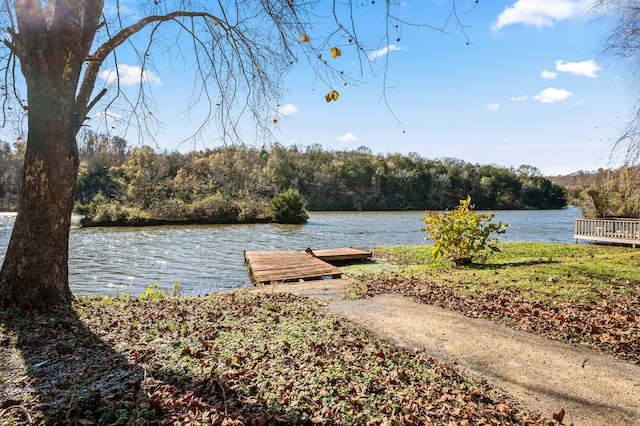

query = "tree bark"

[
  {"left": 0, "top": 4, "right": 87, "bottom": 308},
  {"left": 0, "top": 73, "right": 80, "bottom": 309}
]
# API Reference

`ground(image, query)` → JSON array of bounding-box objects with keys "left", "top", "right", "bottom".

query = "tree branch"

[
  {"left": 4, "top": 0, "right": 15, "bottom": 30},
  {"left": 84, "top": 88, "right": 107, "bottom": 118},
  {"left": 12, "top": 0, "right": 46, "bottom": 58},
  {"left": 75, "top": 10, "right": 225, "bottom": 122}
]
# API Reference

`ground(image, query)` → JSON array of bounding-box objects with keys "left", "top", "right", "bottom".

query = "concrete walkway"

[{"left": 253, "top": 280, "right": 640, "bottom": 426}]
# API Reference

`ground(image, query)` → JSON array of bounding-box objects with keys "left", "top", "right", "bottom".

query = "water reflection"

[{"left": 0, "top": 209, "right": 581, "bottom": 297}]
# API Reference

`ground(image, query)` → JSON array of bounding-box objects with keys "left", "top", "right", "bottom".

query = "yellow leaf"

[
  {"left": 325, "top": 90, "right": 339, "bottom": 102},
  {"left": 301, "top": 34, "right": 310, "bottom": 42},
  {"left": 330, "top": 47, "right": 341, "bottom": 58}
]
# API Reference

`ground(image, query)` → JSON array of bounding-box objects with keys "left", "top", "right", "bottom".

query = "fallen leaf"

[{"left": 552, "top": 408, "right": 565, "bottom": 423}]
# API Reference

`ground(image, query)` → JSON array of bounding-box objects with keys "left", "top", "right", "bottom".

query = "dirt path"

[{"left": 252, "top": 279, "right": 640, "bottom": 426}]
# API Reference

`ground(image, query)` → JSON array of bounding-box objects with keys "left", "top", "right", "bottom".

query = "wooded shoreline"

[
  {"left": 1, "top": 134, "right": 568, "bottom": 216},
  {"left": 76, "top": 206, "right": 566, "bottom": 228},
  {"left": 78, "top": 215, "right": 272, "bottom": 227}
]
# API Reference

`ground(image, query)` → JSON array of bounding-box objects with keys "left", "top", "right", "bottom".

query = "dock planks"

[
  {"left": 244, "top": 250, "right": 342, "bottom": 284},
  {"left": 307, "top": 247, "right": 372, "bottom": 264}
]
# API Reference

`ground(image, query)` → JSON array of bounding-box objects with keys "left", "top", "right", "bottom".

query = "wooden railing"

[{"left": 574, "top": 218, "right": 640, "bottom": 247}]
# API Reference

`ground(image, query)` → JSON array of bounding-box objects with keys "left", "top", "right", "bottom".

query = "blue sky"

[{"left": 92, "top": 0, "right": 637, "bottom": 176}]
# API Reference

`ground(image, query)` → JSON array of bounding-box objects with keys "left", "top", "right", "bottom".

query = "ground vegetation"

[
  {"left": 3, "top": 242, "right": 637, "bottom": 424},
  {"left": 0, "top": 292, "right": 548, "bottom": 425},
  {"left": 355, "top": 243, "right": 640, "bottom": 365}
]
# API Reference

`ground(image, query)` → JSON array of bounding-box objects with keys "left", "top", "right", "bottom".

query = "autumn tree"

[
  {"left": 597, "top": 1, "right": 640, "bottom": 163},
  {"left": 0, "top": 1, "right": 473, "bottom": 309}
]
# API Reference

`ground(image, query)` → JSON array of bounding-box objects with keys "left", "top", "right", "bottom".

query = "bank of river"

[{"left": 0, "top": 208, "right": 581, "bottom": 297}]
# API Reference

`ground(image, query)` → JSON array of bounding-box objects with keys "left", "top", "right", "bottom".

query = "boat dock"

[
  {"left": 244, "top": 247, "right": 371, "bottom": 284},
  {"left": 574, "top": 218, "right": 640, "bottom": 247}
]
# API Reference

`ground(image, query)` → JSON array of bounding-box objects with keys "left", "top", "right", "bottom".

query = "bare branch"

[
  {"left": 76, "top": 10, "right": 228, "bottom": 117},
  {"left": 596, "top": 1, "right": 640, "bottom": 164},
  {"left": 4, "top": 0, "right": 15, "bottom": 30},
  {"left": 1, "top": 1, "right": 477, "bottom": 146},
  {"left": 85, "top": 88, "right": 107, "bottom": 115}
]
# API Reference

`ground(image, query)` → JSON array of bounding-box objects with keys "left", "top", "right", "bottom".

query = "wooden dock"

[
  {"left": 306, "top": 247, "right": 372, "bottom": 264},
  {"left": 575, "top": 218, "right": 640, "bottom": 247},
  {"left": 244, "top": 250, "right": 342, "bottom": 284}
]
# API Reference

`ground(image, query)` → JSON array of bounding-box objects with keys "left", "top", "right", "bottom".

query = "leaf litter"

[
  {"left": 353, "top": 274, "right": 639, "bottom": 365},
  {"left": 1, "top": 292, "right": 552, "bottom": 425}
]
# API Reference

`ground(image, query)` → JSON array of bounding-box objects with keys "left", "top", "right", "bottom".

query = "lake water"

[{"left": 0, "top": 208, "right": 582, "bottom": 297}]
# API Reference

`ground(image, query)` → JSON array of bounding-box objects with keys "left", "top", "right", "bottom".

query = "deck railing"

[{"left": 574, "top": 218, "right": 640, "bottom": 246}]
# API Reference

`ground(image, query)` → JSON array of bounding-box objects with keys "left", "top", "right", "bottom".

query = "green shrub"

[
  {"left": 238, "top": 199, "right": 270, "bottom": 222},
  {"left": 73, "top": 192, "right": 109, "bottom": 217},
  {"left": 149, "top": 198, "right": 188, "bottom": 221},
  {"left": 76, "top": 193, "right": 155, "bottom": 225},
  {"left": 578, "top": 185, "right": 612, "bottom": 218},
  {"left": 269, "top": 188, "right": 309, "bottom": 224},
  {"left": 138, "top": 283, "right": 166, "bottom": 301},
  {"left": 421, "top": 196, "right": 508, "bottom": 266},
  {"left": 73, "top": 201, "right": 94, "bottom": 217},
  {"left": 92, "top": 201, "right": 150, "bottom": 223},
  {"left": 189, "top": 192, "right": 240, "bottom": 222}
]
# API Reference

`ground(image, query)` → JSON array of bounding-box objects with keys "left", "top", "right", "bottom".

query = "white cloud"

[
  {"left": 555, "top": 59, "right": 601, "bottom": 78},
  {"left": 533, "top": 87, "right": 573, "bottom": 103},
  {"left": 541, "top": 70, "right": 557, "bottom": 79},
  {"left": 99, "top": 64, "right": 163, "bottom": 86},
  {"left": 368, "top": 44, "right": 403, "bottom": 62},
  {"left": 511, "top": 95, "right": 528, "bottom": 102},
  {"left": 486, "top": 103, "right": 500, "bottom": 111},
  {"left": 492, "top": 0, "right": 579, "bottom": 31},
  {"left": 277, "top": 103, "right": 298, "bottom": 116},
  {"left": 337, "top": 132, "right": 359, "bottom": 143}
]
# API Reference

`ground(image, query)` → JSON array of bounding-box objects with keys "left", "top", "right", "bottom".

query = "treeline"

[
  {"left": 0, "top": 132, "right": 568, "bottom": 223},
  {"left": 549, "top": 166, "right": 640, "bottom": 218}
]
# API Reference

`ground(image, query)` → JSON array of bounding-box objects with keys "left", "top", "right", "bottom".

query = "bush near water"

[
  {"left": 422, "top": 196, "right": 509, "bottom": 266},
  {"left": 269, "top": 188, "right": 309, "bottom": 224}
]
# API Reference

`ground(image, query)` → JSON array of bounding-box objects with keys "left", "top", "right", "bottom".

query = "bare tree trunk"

[{"left": 0, "top": 62, "right": 80, "bottom": 309}]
